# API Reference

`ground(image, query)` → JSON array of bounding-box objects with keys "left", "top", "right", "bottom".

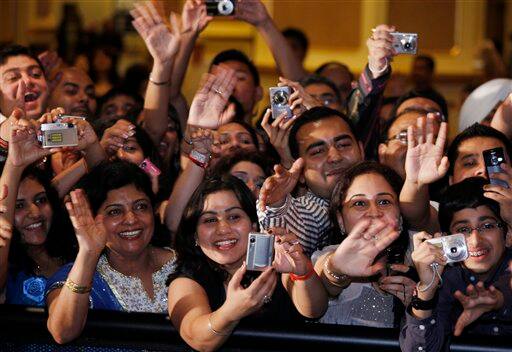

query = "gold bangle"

[
  {"left": 207, "top": 314, "right": 230, "bottom": 336},
  {"left": 149, "top": 77, "right": 169, "bottom": 86},
  {"left": 65, "top": 277, "right": 91, "bottom": 294}
]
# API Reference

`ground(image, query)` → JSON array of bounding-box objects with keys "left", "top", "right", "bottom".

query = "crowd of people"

[{"left": 1, "top": 0, "right": 512, "bottom": 351}]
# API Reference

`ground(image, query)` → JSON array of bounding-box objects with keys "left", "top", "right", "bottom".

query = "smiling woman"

[
  {"left": 167, "top": 176, "right": 327, "bottom": 351},
  {"left": 45, "top": 161, "right": 176, "bottom": 344}
]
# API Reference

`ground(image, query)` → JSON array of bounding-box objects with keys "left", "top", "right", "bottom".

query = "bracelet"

[
  {"left": 290, "top": 261, "right": 315, "bottom": 281},
  {"left": 148, "top": 77, "right": 169, "bottom": 86},
  {"left": 323, "top": 254, "right": 351, "bottom": 287},
  {"left": 64, "top": 277, "right": 91, "bottom": 294},
  {"left": 207, "top": 314, "right": 230, "bottom": 336},
  {"left": 368, "top": 57, "right": 388, "bottom": 75}
]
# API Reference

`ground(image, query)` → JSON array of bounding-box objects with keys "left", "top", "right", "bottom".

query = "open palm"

[
  {"left": 131, "top": 2, "right": 180, "bottom": 64},
  {"left": 66, "top": 189, "right": 107, "bottom": 255},
  {"left": 405, "top": 115, "right": 449, "bottom": 185}
]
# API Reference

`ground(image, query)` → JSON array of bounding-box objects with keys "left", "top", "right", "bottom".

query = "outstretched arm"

[{"left": 236, "top": 0, "right": 305, "bottom": 81}]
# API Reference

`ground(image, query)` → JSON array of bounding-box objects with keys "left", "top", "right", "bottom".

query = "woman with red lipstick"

[
  {"left": 167, "top": 176, "right": 327, "bottom": 351},
  {"left": 45, "top": 161, "right": 176, "bottom": 344},
  {"left": 401, "top": 177, "right": 512, "bottom": 351}
]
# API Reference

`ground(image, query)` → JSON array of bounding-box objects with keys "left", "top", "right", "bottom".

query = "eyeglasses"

[
  {"left": 453, "top": 221, "right": 503, "bottom": 236},
  {"left": 386, "top": 131, "right": 408, "bottom": 145}
]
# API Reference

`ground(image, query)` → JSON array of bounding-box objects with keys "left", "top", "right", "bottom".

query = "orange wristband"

[{"left": 290, "top": 261, "right": 315, "bottom": 281}]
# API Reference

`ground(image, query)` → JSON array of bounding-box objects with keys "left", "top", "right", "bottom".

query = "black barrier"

[{"left": 1, "top": 305, "right": 512, "bottom": 351}]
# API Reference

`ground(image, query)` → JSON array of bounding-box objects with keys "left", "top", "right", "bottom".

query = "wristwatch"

[{"left": 410, "top": 287, "right": 437, "bottom": 310}]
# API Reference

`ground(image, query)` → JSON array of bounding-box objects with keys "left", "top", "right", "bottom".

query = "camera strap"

[{"left": 417, "top": 262, "right": 443, "bottom": 293}]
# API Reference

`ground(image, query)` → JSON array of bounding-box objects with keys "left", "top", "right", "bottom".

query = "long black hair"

[
  {"left": 167, "top": 176, "right": 257, "bottom": 308},
  {"left": 9, "top": 167, "right": 77, "bottom": 275}
]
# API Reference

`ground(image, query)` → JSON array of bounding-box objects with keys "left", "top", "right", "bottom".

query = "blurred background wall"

[{"left": 0, "top": 0, "right": 510, "bottom": 137}]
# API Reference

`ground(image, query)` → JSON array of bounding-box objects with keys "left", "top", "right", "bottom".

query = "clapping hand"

[
  {"left": 453, "top": 282, "right": 504, "bottom": 336},
  {"left": 272, "top": 228, "right": 310, "bottom": 275},
  {"left": 405, "top": 114, "right": 449, "bottom": 186},
  {"left": 188, "top": 65, "right": 237, "bottom": 129},
  {"left": 131, "top": 1, "right": 181, "bottom": 65},
  {"left": 65, "top": 189, "right": 107, "bottom": 256},
  {"left": 329, "top": 218, "right": 400, "bottom": 277}
]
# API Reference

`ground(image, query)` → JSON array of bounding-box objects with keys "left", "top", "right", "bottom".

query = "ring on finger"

[
  {"left": 263, "top": 294, "right": 272, "bottom": 304},
  {"left": 214, "top": 88, "right": 223, "bottom": 96}
]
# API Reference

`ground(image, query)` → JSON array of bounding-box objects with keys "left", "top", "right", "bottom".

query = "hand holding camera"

[
  {"left": 182, "top": 0, "right": 212, "bottom": 34},
  {"left": 367, "top": 24, "right": 396, "bottom": 77},
  {"left": 260, "top": 108, "right": 295, "bottom": 169},
  {"left": 411, "top": 231, "right": 448, "bottom": 299},
  {"left": 483, "top": 154, "right": 512, "bottom": 230},
  {"left": 271, "top": 228, "right": 310, "bottom": 276},
  {"left": 234, "top": 0, "right": 270, "bottom": 27},
  {"left": 223, "top": 263, "right": 277, "bottom": 321}
]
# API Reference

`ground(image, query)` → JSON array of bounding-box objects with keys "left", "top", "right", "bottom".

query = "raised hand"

[
  {"left": 181, "top": 0, "right": 212, "bottom": 34},
  {"left": 259, "top": 158, "right": 304, "bottom": 210},
  {"left": 0, "top": 217, "right": 12, "bottom": 248},
  {"left": 260, "top": 108, "right": 295, "bottom": 169},
  {"left": 65, "top": 189, "right": 107, "bottom": 256},
  {"left": 131, "top": 1, "right": 181, "bottom": 65},
  {"left": 188, "top": 66, "right": 237, "bottom": 129},
  {"left": 58, "top": 117, "right": 98, "bottom": 151},
  {"left": 405, "top": 114, "right": 449, "bottom": 186},
  {"left": 329, "top": 218, "right": 400, "bottom": 277},
  {"left": 235, "top": 0, "right": 271, "bottom": 27},
  {"left": 271, "top": 228, "right": 310, "bottom": 275},
  {"left": 223, "top": 264, "right": 277, "bottom": 321},
  {"left": 37, "top": 50, "right": 63, "bottom": 91},
  {"left": 483, "top": 163, "right": 512, "bottom": 228},
  {"left": 453, "top": 282, "right": 504, "bottom": 336},
  {"left": 367, "top": 24, "right": 396, "bottom": 77}
]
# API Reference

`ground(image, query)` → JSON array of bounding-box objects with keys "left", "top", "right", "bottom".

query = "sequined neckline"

[{"left": 96, "top": 250, "right": 176, "bottom": 313}]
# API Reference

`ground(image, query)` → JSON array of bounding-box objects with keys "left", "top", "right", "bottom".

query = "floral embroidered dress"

[{"left": 46, "top": 249, "right": 177, "bottom": 313}]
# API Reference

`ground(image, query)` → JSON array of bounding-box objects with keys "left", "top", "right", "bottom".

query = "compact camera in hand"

[
  {"left": 269, "top": 86, "right": 292, "bottom": 120},
  {"left": 426, "top": 233, "right": 469, "bottom": 264},
  {"left": 246, "top": 232, "right": 274, "bottom": 271},
  {"left": 38, "top": 122, "right": 78, "bottom": 148},
  {"left": 391, "top": 32, "right": 418, "bottom": 55},
  {"left": 206, "top": 0, "right": 236, "bottom": 16},
  {"left": 483, "top": 147, "right": 509, "bottom": 189}
]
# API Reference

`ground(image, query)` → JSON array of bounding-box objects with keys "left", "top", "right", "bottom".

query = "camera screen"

[{"left": 48, "top": 132, "right": 63, "bottom": 143}]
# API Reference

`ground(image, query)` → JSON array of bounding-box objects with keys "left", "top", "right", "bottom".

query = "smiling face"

[
  {"left": 196, "top": 190, "right": 254, "bottom": 271},
  {"left": 14, "top": 177, "right": 53, "bottom": 246},
  {"left": 340, "top": 172, "right": 400, "bottom": 234},
  {"left": 450, "top": 137, "right": 510, "bottom": 185},
  {"left": 0, "top": 55, "right": 49, "bottom": 119},
  {"left": 449, "top": 205, "right": 505, "bottom": 275},
  {"left": 99, "top": 184, "right": 154, "bottom": 258},
  {"left": 48, "top": 67, "right": 97, "bottom": 118},
  {"left": 297, "top": 115, "right": 363, "bottom": 199}
]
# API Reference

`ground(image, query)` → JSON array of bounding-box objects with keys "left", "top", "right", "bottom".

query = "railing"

[{"left": 1, "top": 305, "right": 511, "bottom": 351}]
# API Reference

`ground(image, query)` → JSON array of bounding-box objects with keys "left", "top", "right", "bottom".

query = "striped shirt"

[{"left": 257, "top": 191, "right": 331, "bottom": 256}]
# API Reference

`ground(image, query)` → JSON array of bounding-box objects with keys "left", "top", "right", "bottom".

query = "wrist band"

[
  {"left": 323, "top": 254, "right": 351, "bottom": 287},
  {"left": 208, "top": 314, "right": 230, "bottom": 336},
  {"left": 188, "top": 149, "right": 210, "bottom": 169},
  {"left": 64, "top": 278, "right": 91, "bottom": 294},
  {"left": 290, "top": 261, "right": 315, "bottom": 281},
  {"left": 369, "top": 57, "right": 388, "bottom": 75},
  {"left": 149, "top": 77, "right": 169, "bottom": 86}
]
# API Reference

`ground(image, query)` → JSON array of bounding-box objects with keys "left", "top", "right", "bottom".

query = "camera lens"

[
  {"left": 450, "top": 247, "right": 457, "bottom": 254},
  {"left": 67, "top": 123, "right": 74, "bottom": 128},
  {"left": 491, "top": 156, "right": 499, "bottom": 165},
  {"left": 250, "top": 237, "right": 256, "bottom": 243},
  {"left": 404, "top": 42, "right": 411, "bottom": 50},
  {"left": 273, "top": 91, "right": 288, "bottom": 106}
]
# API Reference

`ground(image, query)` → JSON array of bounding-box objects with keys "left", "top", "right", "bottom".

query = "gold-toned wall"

[{"left": 0, "top": 0, "right": 506, "bottom": 137}]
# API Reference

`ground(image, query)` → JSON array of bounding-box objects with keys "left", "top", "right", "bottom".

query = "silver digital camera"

[
  {"left": 246, "top": 232, "right": 274, "bottom": 271},
  {"left": 269, "top": 86, "right": 292, "bottom": 120},
  {"left": 38, "top": 122, "right": 78, "bottom": 148},
  {"left": 426, "top": 233, "right": 469, "bottom": 264},
  {"left": 206, "top": 0, "right": 235, "bottom": 16},
  {"left": 391, "top": 32, "right": 418, "bottom": 55}
]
